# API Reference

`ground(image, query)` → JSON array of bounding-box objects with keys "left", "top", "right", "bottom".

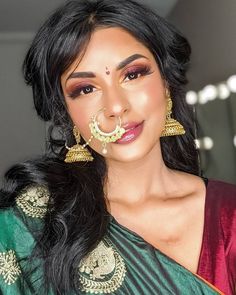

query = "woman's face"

[{"left": 61, "top": 27, "right": 167, "bottom": 163}]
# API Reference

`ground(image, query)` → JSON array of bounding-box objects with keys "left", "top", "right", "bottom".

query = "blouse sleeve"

[
  {"left": 0, "top": 208, "right": 32, "bottom": 294},
  {"left": 0, "top": 185, "right": 50, "bottom": 294}
]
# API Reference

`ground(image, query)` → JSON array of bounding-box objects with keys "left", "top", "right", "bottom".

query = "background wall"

[
  {"left": 168, "top": 0, "right": 236, "bottom": 90},
  {"left": 168, "top": 0, "right": 236, "bottom": 184},
  {"left": 0, "top": 37, "right": 45, "bottom": 182}
]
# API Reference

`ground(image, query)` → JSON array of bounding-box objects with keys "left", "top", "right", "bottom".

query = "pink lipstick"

[{"left": 115, "top": 121, "right": 144, "bottom": 144}]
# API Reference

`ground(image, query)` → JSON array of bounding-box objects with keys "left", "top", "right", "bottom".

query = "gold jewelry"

[
  {"left": 89, "top": 109, "right": 125, "bottom": 154},
  {"left": 161, "top": 92, "right": 185, "bottom": 137},
  {"left": 65, "top": 126, "right": 93, "bottom": 163}
]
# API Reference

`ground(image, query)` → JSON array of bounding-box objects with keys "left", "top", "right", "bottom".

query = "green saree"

[{"left": 0, "top": 186, "right": 223, "bottom": 294}]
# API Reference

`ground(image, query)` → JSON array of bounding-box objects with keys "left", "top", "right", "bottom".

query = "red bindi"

[{"left": 105, "top": 67, "right": 110, "bottom": 75}]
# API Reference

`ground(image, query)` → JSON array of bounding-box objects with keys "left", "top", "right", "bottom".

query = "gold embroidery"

[
  {"left": 0, "top": 250, "right": 21, "bottom": 285},
  {"left": 78, "top": 238, "right": 126, "bottom": 294},
  {"left": 16, "top": 185, "right": 49, "bottom": 218}
]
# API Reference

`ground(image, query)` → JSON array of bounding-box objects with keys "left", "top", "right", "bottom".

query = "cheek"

[
  {"left": 66, "top": 101, "right": 91, "bottom": 137},
  {"left": 147, "top": 85, "right": 164, "bottom": 108},
  {"left": 133, "top": 78, "right": 166, "bottom": 115}
]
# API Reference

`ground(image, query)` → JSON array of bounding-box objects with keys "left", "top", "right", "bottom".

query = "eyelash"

[
  {"left": 68, "top": 85, "right": 95, "bottom": 99},
  {"left": 123, "top": 65, "right": 152, "bottom": 81},
  {"left": 67, "top": 65, "right": 152, "bottom": 99}
]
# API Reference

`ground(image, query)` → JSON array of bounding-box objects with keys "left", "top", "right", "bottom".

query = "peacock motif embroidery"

[{"left": 78, "top": 238, "right": 126, "bottom": 293}]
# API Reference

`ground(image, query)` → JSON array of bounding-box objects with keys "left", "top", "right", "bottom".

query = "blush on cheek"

[
  {"left": 66, "top": 104, "right": 89, "bottom": 134},
  {"left": 136, "top": 85, "right": 165, "bottom": 111}
]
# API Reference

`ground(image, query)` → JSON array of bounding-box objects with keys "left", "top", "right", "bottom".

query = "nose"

[{"left": 102, "top": 86, "right": 130, "bottom": 119}]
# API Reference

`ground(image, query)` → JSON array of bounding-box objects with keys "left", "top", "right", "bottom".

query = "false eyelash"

[
  {"left": 124, "top": 65, "right": 153, "bottom": 79},
  {"left": 67, "top": 65, "right": 152, "bottom": 99},
  {"left": 68, "top": 84, "right": 94, "bottom": 99}
]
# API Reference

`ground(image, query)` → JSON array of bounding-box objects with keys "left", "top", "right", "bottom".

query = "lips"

[
  {"left": 122, "top": 122, "right": 142, "bottom": 131},
  {"left": 115, "top": 121, "right": 144, "bottom": 144}
]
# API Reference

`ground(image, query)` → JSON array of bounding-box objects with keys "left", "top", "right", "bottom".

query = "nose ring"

[{"left": 89, "top": 109, "right": 125, "bottom": 154}]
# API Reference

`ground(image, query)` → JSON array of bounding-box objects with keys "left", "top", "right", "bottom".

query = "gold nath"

[{"left": 89, "top": 109, "right": 125, "bottom": 155}]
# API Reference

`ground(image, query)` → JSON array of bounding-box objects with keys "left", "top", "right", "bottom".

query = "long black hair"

[{"left": 0, "top": 0, "right": 199, "bottom": 294}]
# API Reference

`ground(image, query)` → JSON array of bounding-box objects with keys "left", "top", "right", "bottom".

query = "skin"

[{"left": 61, "top": 27, "right": 206, "bottom": 273}]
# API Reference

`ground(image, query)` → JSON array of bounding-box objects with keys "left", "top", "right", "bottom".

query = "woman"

[{"left": 0, "top": 0, "right": 235, "bottom": 294}]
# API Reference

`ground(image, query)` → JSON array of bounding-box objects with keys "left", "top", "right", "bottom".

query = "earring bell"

[
  {"left": 161, "top": 93, "right": 185, "bottom": 137},
  {"left": 64, "top": 126, "right": 93, "bottom": 163}
]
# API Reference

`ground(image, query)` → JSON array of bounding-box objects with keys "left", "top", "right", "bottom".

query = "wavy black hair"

[{"left": 0, "top": 0, "right": 199, "bottom": 294}]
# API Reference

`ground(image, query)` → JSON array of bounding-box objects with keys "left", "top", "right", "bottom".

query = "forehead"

[
  {"left": 63, "top": 27, "right": 154, "bottom": 75},
  {"left": 85, "top": 27, "right": 149, "bottom": 53}
]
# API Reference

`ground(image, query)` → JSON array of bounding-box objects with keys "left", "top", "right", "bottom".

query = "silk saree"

[{"left": 1, "top": 181, "right": 234, "bottom": 294}]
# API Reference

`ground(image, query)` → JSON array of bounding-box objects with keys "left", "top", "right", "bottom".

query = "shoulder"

[
  {"left": 0, "top": 185, "right": 49, "bottom": 289},
  {"left": 0, "top": 184, "right": 50, "bottom": 245},
  {"left": 207, "top": 178, "right": 236, "bottom": 193},
  {"left": 206, "top": 179, "right": 236, "bottom": 248},
  {"left": 0, "top": 184, "right": 50, "bottom": 225},
  {"left": 15, "top": 185, "right": 50, "bottom": 218},
  {"left": 206, "top": 179, "right": 236, "bottom": 210},
  {"left": 197, "top": 180, "right": 236, "bottom": 295},
  {"left": 205, "top": 179, "right": 236, "bottom": 219}
]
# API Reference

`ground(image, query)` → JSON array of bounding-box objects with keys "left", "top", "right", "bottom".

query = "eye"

[
  {"left": 68, "top": 84, "right": 95, "bottom": 99},
  {"left": 124, "top": 65, "right": 152, "bottom": 82},
  {"left": 81, "top": 85, "right": 94, "bottom": 94},
  {"left": 126, "top": 72, "right": 140, "bottom": 80}
]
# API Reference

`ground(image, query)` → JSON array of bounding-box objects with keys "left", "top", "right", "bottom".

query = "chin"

[{"left": 106, "top": 143, "right": 156, "bottom": 163}]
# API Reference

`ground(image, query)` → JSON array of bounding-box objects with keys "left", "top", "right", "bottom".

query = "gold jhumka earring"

[
  {"left": 161, "top": 91, "right": 185, "bottom": 137},
  {"left": 89, "top": 109, "right": 125, "bottom": 154},
  {"left": 64, "top": 126, "right": 94, "bottom": 163}
]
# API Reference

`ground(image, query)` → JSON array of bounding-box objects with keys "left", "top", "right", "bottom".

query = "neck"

[{"left": 105, "top": 145, "right": 175, "bottom": 205}]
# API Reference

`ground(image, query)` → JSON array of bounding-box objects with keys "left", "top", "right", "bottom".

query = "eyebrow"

[
  {"left": 66, "top": 53, "right": 147, "bottom": 81},
  {"left": 116, "top": 54, "right": 147, "bottom": 70},
  {"left": 66, "top": 71, "right": 95, "bottom": 81}
]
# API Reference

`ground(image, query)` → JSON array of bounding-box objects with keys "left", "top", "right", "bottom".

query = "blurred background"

[{"left": 0, "top": 0, "right": 235, "bottom": 184}]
